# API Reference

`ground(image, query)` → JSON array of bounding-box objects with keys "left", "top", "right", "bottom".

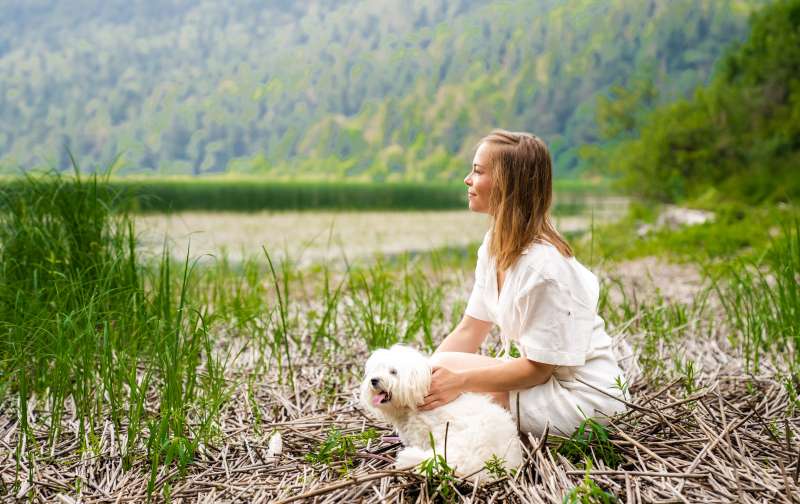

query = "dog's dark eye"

[{"left": 389, "top": 368, "right": 397, "bottom": 375}]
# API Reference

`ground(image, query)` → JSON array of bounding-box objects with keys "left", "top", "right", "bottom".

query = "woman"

[{"left": 419, "top": 129, "right": 628, "bottom": 437}]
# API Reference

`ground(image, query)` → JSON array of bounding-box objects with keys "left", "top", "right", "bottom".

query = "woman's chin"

[{"left": 467, "top": 201, "right": 487, "bottom": 214}]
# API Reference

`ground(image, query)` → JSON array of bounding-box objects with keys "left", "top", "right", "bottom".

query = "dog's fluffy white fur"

[{"left": 359, "top": 344, "right": 523, "bottom": 482}]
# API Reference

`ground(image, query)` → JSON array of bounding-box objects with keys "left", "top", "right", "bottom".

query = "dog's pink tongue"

[{"left": 372, "top": 392, "right": 386, "bottom": 406}]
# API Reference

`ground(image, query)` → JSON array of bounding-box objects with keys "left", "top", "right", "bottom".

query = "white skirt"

[{"left": 507, "top": 338, "right": 629, "bottom": 437}]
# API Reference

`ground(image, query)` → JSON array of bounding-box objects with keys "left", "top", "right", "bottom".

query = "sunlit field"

[
  {"left": 134, "top": 195, "right": 627, "bottom": 265},
  {"left": 1, "top": 172, "right": 798, "bottom": 502}
]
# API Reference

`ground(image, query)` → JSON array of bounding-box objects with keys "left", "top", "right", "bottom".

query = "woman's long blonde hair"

[{"left": 480, "top": 129, "right": 573, "bottom": 271}]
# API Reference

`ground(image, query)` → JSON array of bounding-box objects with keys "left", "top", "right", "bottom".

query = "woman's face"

[{"left": 465, "top": 142, "right": 493, "bottom": 214}]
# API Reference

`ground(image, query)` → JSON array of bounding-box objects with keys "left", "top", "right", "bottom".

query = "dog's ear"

[
  {"left": 365, "top": 348, "right": 388, "bottom": 373},
  {"left": 411, "top": 358, "right": 432, "bottom": 408},
  {"left": 396, "top": 352, "right": 431, "bottom": 410}
]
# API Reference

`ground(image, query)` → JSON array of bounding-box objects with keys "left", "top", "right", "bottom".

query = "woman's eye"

[{"left": 389, "top": 369, "right": 397, "bottom": 375}]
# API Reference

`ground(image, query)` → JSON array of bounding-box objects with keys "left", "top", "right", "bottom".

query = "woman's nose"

[{"left": 464, "top": 174, "right": 472, "bottom": 186}]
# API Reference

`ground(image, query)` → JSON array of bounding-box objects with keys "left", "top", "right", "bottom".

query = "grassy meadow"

[{"left": 0, "top": 171, "right": 798, "bottom": 502}]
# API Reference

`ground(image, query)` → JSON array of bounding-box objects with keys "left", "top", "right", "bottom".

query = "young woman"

[{"left": 419, "top": 129, "right": 628, "bottom": 437}]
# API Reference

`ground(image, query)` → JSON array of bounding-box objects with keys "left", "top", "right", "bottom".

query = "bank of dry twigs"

[
  {"left": 2, "top": 357, "right": 798, "bottom": 502},
  {"left": 1, "top": 264, "right": 797, "bottom": 503}
]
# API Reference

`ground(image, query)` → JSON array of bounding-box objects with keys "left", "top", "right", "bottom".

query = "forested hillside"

[
  {"left": 589, "top": 0, "right": 799, "bottom": 203},
  {"left": 0, "top": 0, "right": 768, "bottom": 179}
]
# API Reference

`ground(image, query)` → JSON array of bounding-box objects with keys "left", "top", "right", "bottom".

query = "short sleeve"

[
  {"left": 513, "top": 272, "right": 594, "bottom": 366},
  {"left": 464, "top": 238, "right": 491, "bottom": 322}
]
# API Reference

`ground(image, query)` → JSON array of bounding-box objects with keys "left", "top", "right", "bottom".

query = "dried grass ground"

[{"left": 2, "top": 258, "right": 798, "bottom": 503}]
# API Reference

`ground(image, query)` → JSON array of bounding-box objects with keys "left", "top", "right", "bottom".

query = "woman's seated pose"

[{"left": 419, "top": 129, "right": 629, "bottom": 437}]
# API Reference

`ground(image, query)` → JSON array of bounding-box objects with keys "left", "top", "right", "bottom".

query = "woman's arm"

[
  {"left": 434, "top": 314, "right": 493, "bottom": 354},
  {"left": 419, "top": 358, "right": 555, "bottom": 410},
  {"left": 462, "top": 358, "right": 555, "bottom": 392}
]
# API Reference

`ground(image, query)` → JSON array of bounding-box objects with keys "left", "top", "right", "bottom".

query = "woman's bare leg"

[{"left": 429, "top": 351, "right": 509, "bottom": 409}]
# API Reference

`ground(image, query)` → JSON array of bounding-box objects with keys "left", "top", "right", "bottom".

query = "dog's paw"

[{"left": 395, "top": 447, "right": 433, "bottom": 471}]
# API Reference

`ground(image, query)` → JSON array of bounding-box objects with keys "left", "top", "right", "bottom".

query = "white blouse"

[{"left": 465, "top": 230, "right": 613, "bottom": 367}]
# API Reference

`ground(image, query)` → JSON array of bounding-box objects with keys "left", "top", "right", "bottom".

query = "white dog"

[{"left": 359, "top": 344, "right": 523, "bottom": 482}]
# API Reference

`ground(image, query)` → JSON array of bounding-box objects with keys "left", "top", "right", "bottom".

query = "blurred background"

[{"left": 0, "top": 0, "right": 795, "bottom": 260}]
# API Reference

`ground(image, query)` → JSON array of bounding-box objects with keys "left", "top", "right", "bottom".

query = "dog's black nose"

[{"left": 370, "top": 378, "right": 380, "bottom": 387}]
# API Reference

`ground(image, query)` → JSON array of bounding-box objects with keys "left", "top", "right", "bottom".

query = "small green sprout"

[
  {"left": 304, "top": 427, "right": 379, "bottom": 474},
  {"left": 483, "top": 454, "right": 510, "bottom": 479},
  {"left": 563, "top": 459, "right": 618, "bottom": 503},
  {"left": 418, "top": 432, "right": 458, "bottom": 501},
  {"left": 556, "top": 417, "right": 622, "bottom": 469},
  {"left": 611, "top": 375, "right": 629, "bottom": 397}
]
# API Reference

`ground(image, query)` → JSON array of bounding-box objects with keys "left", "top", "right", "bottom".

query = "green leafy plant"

[
  {"left": 610, "top": 375, "right": 629, "bottom": 398},
  {"left": 483, "top": 454, "right": 511, "bottom": 479},
  {"left": 557, "top": 418, "right": 622, "bottom": 470},
  {"left": 563, "top": 459, "right": 618, "bottom": 503},
  {"left": 418, "top": 432, "right": 458, "bottom": 502},
  {"left": 674, "top": 357, "right": 700, "bottom": 396},
  {"left": 304, "top": 427, "right": 379, "bottom": 474}
]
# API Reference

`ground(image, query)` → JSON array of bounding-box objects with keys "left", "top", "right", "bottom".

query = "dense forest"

[
  {"left": 589, "top": 0, "right": 799, "bottom": 203},
  {"left": 0, "top": 0, "right": 768, "bottom": 180}
]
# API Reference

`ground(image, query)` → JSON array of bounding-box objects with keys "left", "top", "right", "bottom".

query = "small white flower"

[{"left": 267, "top": 431, "right": 283, "bottom": 457}]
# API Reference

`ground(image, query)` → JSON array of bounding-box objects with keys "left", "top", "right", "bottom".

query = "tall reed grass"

[
  {"left": 0, "top": 169, "right": 230, "bottom": 496},
  {"left": 715, "top": 219, "right": 800, "bottom": 405}
]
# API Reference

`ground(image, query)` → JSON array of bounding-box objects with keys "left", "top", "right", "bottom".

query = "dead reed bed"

[{"left": 2, "top": 267, "right": 798, "bottom": 503}]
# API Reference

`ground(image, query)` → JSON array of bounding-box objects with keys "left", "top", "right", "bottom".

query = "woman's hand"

[{"left": 418, "top": 366, "right": 467, "bottom": 411}]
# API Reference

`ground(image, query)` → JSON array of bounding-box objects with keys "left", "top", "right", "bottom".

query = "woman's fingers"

[
  {"left": 421, "top": 391, "right": 455, "bottom": 410},
  {"left": 420, "top": 400, "right": 439, "bottom": 411},
  {"left": 420, "top": 394, "right": 439, "bottom": 410}
]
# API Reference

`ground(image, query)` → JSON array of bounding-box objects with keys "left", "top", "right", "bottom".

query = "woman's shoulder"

[
  {"left": 518, "top": 240, "right": 569, "bottom": 272},
  {"left": 517, "top": 241, "right": 590, "bottom": 281},
  {"left": 516, "top": 242, "right": 599, "bottom": 308}
]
